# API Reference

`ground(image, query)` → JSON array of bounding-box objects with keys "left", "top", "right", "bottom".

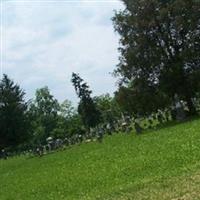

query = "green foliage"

[
  {"left": 66, "top": 113, "right": 85, "bottom": 137},
  {"left": 28, "top": 87, "right": 60, "bottom": 143},
  {"left": 26, "top": 85, "right": 85, "bottom": 144},
  {"left": 60, "top": 99, "right": 76, "bottom": 119},
  {"left": 71, "top": 73, "right": 101, "bottom": 128},
  {"left": 113, "top": 0, "right": 200, "bottom": 115},
  {"left": 0, "top": 75, "right": 30, "bottom": 150},
  {"left": 1, "top": 119, "right": 200, "bottom": 199},
  {"left": 94, "top": 94, "right": 121, "bottom": 123},
  {"left": 33, "top": 125, "right": 46, "bottom": 145},
  {"left": 34, "top": 86, "right": 60, "bottom": 116},
  {"left": 50, "top": 127, "right": 65, "bottom": 139},
  {"left": 53, "top": 100, "right": 84, "bottom": 138},
  {"left": 115, "top": 85, "right": 170, "bottom": 116}
]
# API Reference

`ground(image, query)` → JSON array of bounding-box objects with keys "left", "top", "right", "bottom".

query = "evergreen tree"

[
  {"left": 71, "top": 73, "right": 101, "bottom": 129},
  {"left": 0, "top": 74, "right": 30, "bottom": 150}
]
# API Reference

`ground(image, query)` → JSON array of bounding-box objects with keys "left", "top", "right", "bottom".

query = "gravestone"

[
  {"left": 174, "top": 94, "right": 186, "bottom": 121},
  {"left": 106, "top": 123, "right": 112, "bottom": 135},
  {"left": 165, "top": 110, "right": 170, "bottom": 121},
  {"left": 122, "top": 122, "right": 127, "bottom": 132},
  {"left": 134, "top": 122, "right": 142, "bottom": 134},
  {"left": 97, "top": 128, "right": 103, "bottom": 143},
  {"left": 1, "top": 149, "right": 8, "bottom": 160}
]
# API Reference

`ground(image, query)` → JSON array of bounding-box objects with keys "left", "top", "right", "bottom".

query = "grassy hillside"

[{"left": 1, "top": 119, "right": 200, "bottom": 200}]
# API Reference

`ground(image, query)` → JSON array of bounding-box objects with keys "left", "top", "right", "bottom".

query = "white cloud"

[{"left": 3, "top": 0, "right": 124, "bottom": 104}]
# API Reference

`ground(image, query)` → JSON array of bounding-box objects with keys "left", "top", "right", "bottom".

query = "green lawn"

[{"left": 1, "top": 119, "right": 200, "bottom": 200}]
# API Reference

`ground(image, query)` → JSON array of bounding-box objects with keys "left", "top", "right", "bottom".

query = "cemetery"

[{"left": 0, "top": 0, "right": 200, "bottom": 199}]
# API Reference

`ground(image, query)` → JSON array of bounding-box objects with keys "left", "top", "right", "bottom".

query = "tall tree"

[
  {"left": 71, "top": 73, "right": 101, "bottom": 129},
  {"left": 113, "top": 0, "right": 200, "bottom": 115},
  {"left": 0, "top": 75, "right": 30, "bottom": 150},
  {"left": 29, "top": 86, "right": 60, "bottom": 143},
  {"left": 51, "top": 100, "right": 82, "bottom": 139}
]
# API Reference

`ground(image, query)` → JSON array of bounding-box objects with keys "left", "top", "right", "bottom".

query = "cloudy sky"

[{"left": 1, "top": 0, "right": 124, "bottom": 104}]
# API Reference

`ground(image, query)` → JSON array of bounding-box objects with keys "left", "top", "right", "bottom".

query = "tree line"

[{"left": 0, "top": 74, "right": 121, "bottom": 152}]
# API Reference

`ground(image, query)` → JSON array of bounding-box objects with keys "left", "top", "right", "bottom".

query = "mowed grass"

[{"left": 1, "top": 119, "right": 200, "bottom": 200}]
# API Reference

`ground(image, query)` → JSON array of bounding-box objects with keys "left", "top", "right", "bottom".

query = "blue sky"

[{"left": 2, "top": 0, "right": 124, "bottom": 104}]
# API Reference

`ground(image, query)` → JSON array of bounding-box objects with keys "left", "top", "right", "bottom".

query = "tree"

[
  {"left": 66, "top": 113, "right": 85, "bottom": 137},
  {"left": 60, "top": 99, "right": 76, "bottom": 119},
  {"left": 57, "top": 99, "right": 85, "bottom": 138},
  {"left": 113, "top": 0, "right": 200, "bottom": 115},
  {"left": 71, "top": 73, "right": 101, "bottom": 129},
  {"left": 29, "top": 86, "right": 60, "bottom": 143},
  {"left": 115, "top": 81, "right": 170, "bottom": 116},
  {"left": 34, "top": 87, "right": 59, "bottom": 117},
  {"left": 93, "top": 94, "right": 121, "bottom": 123},
  {"left": 0, "top": 74, "right": 30, "bottom": 150}
]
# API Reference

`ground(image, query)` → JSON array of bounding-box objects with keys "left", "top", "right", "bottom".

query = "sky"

[{"left": 1, "top": 0, "right": 124, "bottom": 105}]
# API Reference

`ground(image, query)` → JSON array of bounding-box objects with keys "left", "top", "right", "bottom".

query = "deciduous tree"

[{"left": 113, "top": 0, "right": 200, "bottom": 115}]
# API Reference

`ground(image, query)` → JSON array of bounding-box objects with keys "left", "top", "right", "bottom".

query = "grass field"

[{"left": 1, "top": 118, "right": 200, "bottom": 200}]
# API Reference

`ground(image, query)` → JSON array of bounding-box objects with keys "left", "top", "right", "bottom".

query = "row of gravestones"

[
  {"left": 138, "top": 95, "right": 192, "bottom": 132},
  {"left": 1, "top": 96, "right": 190, "bottom": 159},
  {"left": 30, "top": 95, "right": 198, "bottom": 157},
  {"left": 27, "top": 96, "right": 194, "bottom": 157},
  {"left": 124, "top": 97, "right": 188, "bottom": 134}
]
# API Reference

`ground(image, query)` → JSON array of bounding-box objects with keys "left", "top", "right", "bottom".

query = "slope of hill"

[{"left": 1, "top": 119, "right": 200, "bottom": 200}]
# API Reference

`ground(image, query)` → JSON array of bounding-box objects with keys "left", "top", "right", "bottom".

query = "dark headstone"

[
  {"left": 97, "top": 128, "right": 103, "bottom": 143},
  {"left": 165, "top": 111, "right": 170, "bottom": 122},
  {"left": 1, "top": 149, "right": 8, "bottom": 160},
  {"left": 174, "top": 95, "right": 186, "bottom": 121},
  {"left": 134, "top": 122, "right": 142, "bottom": 134},
  {"left": 157, "top": 113, "right": 163, "bottom": 124},
  {"left": 176, "top": 107, "right": 186, "bottom": 121}
]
